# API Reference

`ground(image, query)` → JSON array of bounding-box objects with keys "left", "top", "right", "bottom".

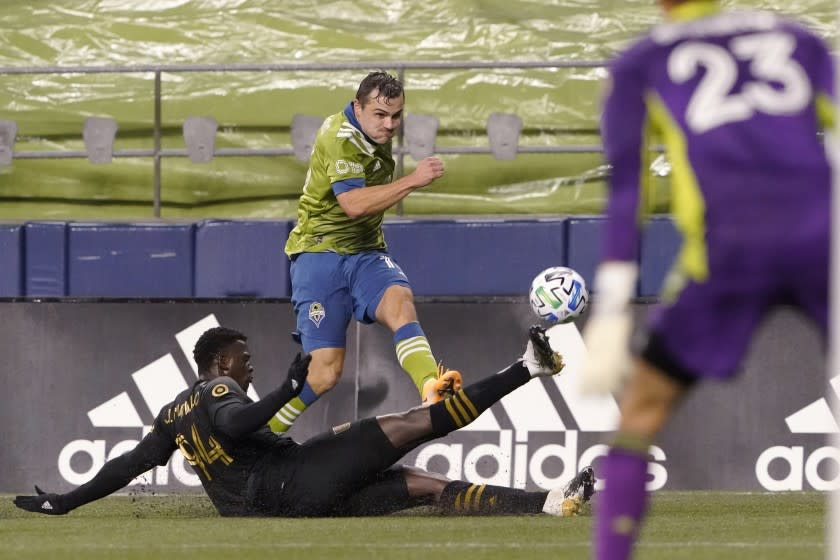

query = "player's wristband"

[{"left": 592, "top": 261, "right": 638, "bottom": 315}]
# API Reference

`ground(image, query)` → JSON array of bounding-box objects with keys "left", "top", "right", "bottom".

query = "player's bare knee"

[
  {"left": 305, "top": 358, "right": 343, "bottom": 393},
  {"left": 376, "top": 407, "right": 433, "bottom": 448},
  {"left": 306, "top": 367, "right": 341, "bottom": 393},
  {"left": 307, "top": 348, "right": 345, "bottom": 393},
  {"left": 402, "top": 406, "right": 433, "bottom": 431},
  {"left": 399, "top": 465, "right": 451, "bottom": 498},
  {"left": 376, "top": 285, "right": 418, "bottom": 328}
]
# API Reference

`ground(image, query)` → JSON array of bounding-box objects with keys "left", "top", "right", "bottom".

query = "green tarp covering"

[{"left": 0, "top": 1, "right": 834, "bottom": 219}]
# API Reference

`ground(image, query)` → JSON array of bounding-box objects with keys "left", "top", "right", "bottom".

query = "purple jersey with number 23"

[{"left": 600, "top": 6, "right": 834, "bottom": 378}]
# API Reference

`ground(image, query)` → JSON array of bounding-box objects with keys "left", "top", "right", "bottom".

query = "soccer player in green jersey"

[
  {"left": 280, "top": 71, "right": 461, "bottom": 433},
  {"left": 14, "top": 325, "right": 595, "bottom": 518}
]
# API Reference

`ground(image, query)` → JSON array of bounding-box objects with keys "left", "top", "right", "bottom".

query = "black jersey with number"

[{"left": 153, "top": 377, "right": 296, "bottom": 516}]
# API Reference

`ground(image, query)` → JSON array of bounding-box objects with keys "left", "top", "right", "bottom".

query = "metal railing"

[{"left": 0, "top": 60, "right": 609, "bottom": 217}]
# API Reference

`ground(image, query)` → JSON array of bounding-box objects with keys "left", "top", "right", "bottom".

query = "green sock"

[
  {"left": 269, "top": 396, "right": 307, "bottom": 433},
  {"left": 268, "top": 381, "right": 321, "bottom": 433},
  {"left": 394, "top": 322, "right": 438, "bottom": 393}
]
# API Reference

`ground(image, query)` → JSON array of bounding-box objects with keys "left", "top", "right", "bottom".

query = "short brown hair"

[{"left": 355, "top": 71, "right": 403, "bottom": 107}]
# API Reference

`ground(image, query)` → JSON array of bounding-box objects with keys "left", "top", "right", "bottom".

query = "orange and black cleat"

[{"left": 421, "top": 363, "right": 463, "bottom": 404}]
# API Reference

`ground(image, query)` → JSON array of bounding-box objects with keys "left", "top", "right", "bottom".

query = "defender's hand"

[
  {"left": 14, "top": 485, "right": 69, "bottom": 515},
  {"left": 579, "top": 311, "right": 634, "bottom": 395},
  {"left": 284, "top": 352, "right": 311, "bottom": 397}
]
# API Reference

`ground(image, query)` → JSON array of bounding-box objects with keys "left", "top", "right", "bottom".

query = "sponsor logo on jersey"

[
  {"left": 211, "top": 384, "right": 229, "bottom": 398},
  {"left": 335, "top": 159, "right": 364, "bottom": 175}
]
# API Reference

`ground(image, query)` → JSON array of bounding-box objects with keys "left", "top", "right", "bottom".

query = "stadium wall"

[
  {"left": 1, "top": 301, "right": 831, "bottom": 494},
  {"left": 2, "top": 216, "right": 681, "bottom": 298}
]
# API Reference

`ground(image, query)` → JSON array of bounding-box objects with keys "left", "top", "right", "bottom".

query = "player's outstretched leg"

[
  {"left": 392, "top": 321, "right": 463, "bottom": 404},
  {"left": 421, "top": 363, "right": 463, "bottom": 405},
  {"left": 437, "top": 465, "right": 595, "bottom": 517},
  {"left": 542, "top": 465, "right": 596, "bottom": 516},
  {"left": 380, "top": 325, "right": 565, "bottom": 450},
  {"left": 338, "top": 464, "right": 597, "bottom": 517},
  {"left": 293, "top": 326, "right": 566, "bottom": 504}
]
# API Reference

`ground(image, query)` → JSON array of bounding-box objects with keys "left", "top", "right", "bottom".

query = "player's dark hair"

[
  {"left": 356, "top": 71, "right": 403, "bottom": 107},
  {"left": 193, "top": 327, "right": 248, "bottom": 372}
]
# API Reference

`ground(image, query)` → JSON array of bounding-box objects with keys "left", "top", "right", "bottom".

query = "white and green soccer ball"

[{"left": 529, "top": 266, "right": 589, "bottom": 323}]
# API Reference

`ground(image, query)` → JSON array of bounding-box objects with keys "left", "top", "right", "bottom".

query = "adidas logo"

[
  {"left": 58, "top": 314, "right": 265, "bottom": 488},
  {"left": 41, "top": 501, "right": 53, "bottom": 511},
  {"left": 414, "top": 323, "right": 668, "bottom": 492},
  {"left": 784, "top": 375, "right": 840, "bottom": 433},
  {"left": 86, "top": 314, "right": 263, "bottom": 429},
  {"left": 460, "top": 323, "right": 620, "bottom": 433},
  {"left": 756, "top": 376, "right": 840, "bottom": 491}
]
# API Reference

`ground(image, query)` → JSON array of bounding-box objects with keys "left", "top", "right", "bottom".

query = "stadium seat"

[
  {"left": 194, "top": 219, "right": 293, "bottom": 297},
  {"left": 82, "top": 117, "right": 118, "bottom": 164},
  {"left": 7, "top": 218, "right": 686, "bottom": 299},
  {"left": 487, "top": 112, "right": 522, "bottom": 160},
  {"left": 67, "top": 222, "right": 194, "bottom": 297},
  {"left": 383, "top": 219, "right": 567, "bottom": 296},
  {"left": 404, "top": 114, "right": 438, "bottom": 160},
  {"left": 640, "top": 217, "right": 681, "bottom": 297},
  {"left": 183, "top": 116, "right": 218, "bottom": 163},
  {"left": 0, "top": 120, "right": 17, "bottom": 167},
  {"left": 24, "top": 221, "right": 68, "bottom": 297},
  {"left": 290, "top": 114, "right": 324, "bottom": 162},
  {"left": 0, "top": 224, "right": 23, "bottom": 297}
]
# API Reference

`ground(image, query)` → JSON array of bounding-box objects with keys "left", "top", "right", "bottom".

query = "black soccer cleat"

[
  {"left": 522, "top": 325, "right": 566, "bottom": 377},
  {"left": 563, "top": 465, "right": 596, "bottom": 503}
]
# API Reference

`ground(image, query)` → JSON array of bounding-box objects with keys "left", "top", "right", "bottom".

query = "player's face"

[
  {"left": 222, "top": 339, "right": 254, "bottom": 392},
  {"left": 354, "top": 90, "right": 404, "bottom": 144}
]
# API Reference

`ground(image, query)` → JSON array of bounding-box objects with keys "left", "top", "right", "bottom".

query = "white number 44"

[{"left": 668, "top": 31, "right": 811, "bottom": 134}]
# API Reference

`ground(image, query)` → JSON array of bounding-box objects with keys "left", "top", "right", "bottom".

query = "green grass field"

[{"left": 0, "top": 491, "right": 824, "bottom": 560}]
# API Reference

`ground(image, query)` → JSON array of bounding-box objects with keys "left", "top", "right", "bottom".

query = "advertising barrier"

[{"left": 1, "top": 300, "right": 833, "bottom": 493}]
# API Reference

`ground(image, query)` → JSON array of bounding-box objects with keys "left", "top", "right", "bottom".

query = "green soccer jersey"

[{"left": 285, "top": 103, "right": 396, "bottom": 256}]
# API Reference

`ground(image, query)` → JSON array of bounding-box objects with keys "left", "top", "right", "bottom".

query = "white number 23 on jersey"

[{"left": 667, "top": 31, "right": 812, "bottom": 134}]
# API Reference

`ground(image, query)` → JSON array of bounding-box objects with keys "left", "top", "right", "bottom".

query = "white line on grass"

[{"left": 8, "top": 542, "right": 825, "bottom": 551}]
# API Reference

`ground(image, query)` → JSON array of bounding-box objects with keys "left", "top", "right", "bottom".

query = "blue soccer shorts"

[{"left": 289, "top": 250, "right": 411, "bottom": 352}]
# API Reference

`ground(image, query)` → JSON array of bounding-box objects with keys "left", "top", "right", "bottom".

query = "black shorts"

[{"left": 247, "top": 418, "right": 406, "bottom": 517}]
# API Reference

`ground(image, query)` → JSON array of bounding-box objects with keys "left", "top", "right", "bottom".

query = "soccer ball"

[{"left": 529, "top": 266, "right": 589, "bottom": 323}]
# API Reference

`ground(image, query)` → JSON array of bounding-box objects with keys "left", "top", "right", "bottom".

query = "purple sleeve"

[{"left": 600, "top": 54, "right": 648, "bottom": 263}]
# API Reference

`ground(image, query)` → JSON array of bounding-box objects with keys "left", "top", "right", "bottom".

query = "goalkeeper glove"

[
  {"left": 579, "top": 261, "right": 638, "bottom": 395},
  {"left": 14, "top": 485, "right": 69, "bottom": 515}
]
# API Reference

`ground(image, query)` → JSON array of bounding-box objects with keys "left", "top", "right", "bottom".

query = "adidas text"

[
  {"left": 755, "top": 445, "right": 840, "bottom": 491},
  {"left": 415, "top": 430, "right": 667, "bottom": 491},
  {"left": 58, "top": 430, "right": 201, "bottom": 487}
]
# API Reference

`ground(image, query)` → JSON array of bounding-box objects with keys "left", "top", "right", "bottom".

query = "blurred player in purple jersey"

[{"left": 579, "top": 1, "right": 835, "bottom": 558}]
